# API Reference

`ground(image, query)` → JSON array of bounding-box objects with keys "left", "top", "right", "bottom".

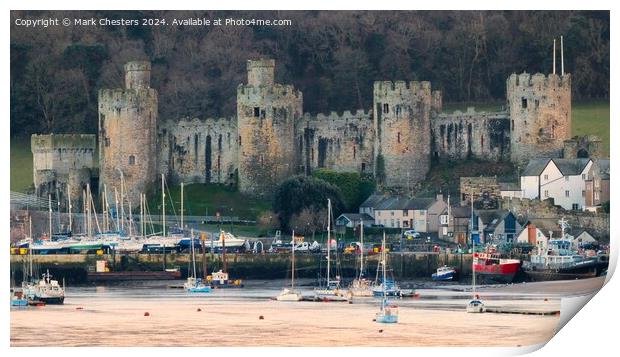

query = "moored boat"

[
  {"left": 432, "top": 265, "right": 457, "bottom": 281},
  {"left": 473, "top": 253, "right": 521, "bottom": 284}
]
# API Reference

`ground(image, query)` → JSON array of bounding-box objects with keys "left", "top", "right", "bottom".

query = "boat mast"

[
  {"left": 102, "top": 184, "right": 107, "bottom": 232},
  {"left": 326, "top": 198, "right": 331, "bottom": 287},
  {"left": 191, "top": 228, "right": 196, "bottom": 279},
  {"left": 292, "top": 230, "right": 295, "bottom": 290},
  {"left": 382, "top": 231, "right": 387, "bottom": 299},
  {"left": 471, "top": 188, "right": 476, "bottom": 298},
  {"left": 119, "top": 170, "right": 125, "bottom": 233},
  {"left": 83, "top": 189, "right": 87, "bottom": 234},
  {"left": 128, "top": 200, "right": 133, "bottom": 237},
  {"left": 140, "top": 194, "right": 144, "bottom": 238},
  {"left": 181, "top": 182, "right": 184, "bottom": 232},
  {"left": 87, "top": 183, "right": 92, "bottom": 237},
  {"left": 161, "top": 174, "right": 166, "bottom": 237},
  {"left": 67, "top": 184, "right": 72, "bottom": 233},
  {"left": 48, "top": 194, "right": 52, "bottom": 238},
  {"left": 28, "top": 215, "right": 33, "bottom": 280},
  {"left": 359, "top": 220, "right": 364, "bottom": 279},
  {"left": 222, "top": 231, "right": 227, "bottom": 273}
]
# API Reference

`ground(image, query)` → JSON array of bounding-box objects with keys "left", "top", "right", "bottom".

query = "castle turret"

[
  {"left": 507, "top": 72, "right": 571, "bottom": 164},
  {"left": 373, "top": 80, "right": 432, "bottom": 190},
  {"left": 237, "top": 59, "right": 302, "bottom": 196},
  {"left": 98, "top": 60, "right": 158, "bottom": 208}
]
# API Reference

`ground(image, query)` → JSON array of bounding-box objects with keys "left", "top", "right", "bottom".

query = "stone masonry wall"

[
  {"left": 298, "top": 110, "right": 374, "bottom": 175},
  {"left": 431, "top": 108, "right": 510, "bottom": 161},
  {"left": 373, "top": 81, "right": 432, "bottom": 189},
  {"left": 508, "top": 73, "right": 571, "bottom": 164},
  {"left": 98, "top": 61, "right": 158, "bottom": 208},
  {"left": 159, "top": 117, "right": 238, "bottom": 186}
]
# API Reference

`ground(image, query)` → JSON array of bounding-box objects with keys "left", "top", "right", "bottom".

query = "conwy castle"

[{"left": 32, "top": 59, "right": 601, "bottom": 208}]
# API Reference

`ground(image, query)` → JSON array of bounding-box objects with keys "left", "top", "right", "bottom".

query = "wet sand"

[{"left": 10, "top": 282, "right": 561, "bottom": 347}]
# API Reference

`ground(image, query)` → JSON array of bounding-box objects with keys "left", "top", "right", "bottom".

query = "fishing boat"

[
  {"left": 522, "top": 218, "right": 606, "bottom": 281},
  {"left": 276, "top": 230, "right": 303, "bottom": 301},
  {"left": 10, "top": 290, "right": 28, "bottom": 307},
  {"left": 375, "top": 232, "right": 398, "bottom": 324},
  {"left": 466, "top": 191, "right": 485, "bottom": 313},
  {"left": 184, "top": 229, "right": 211, "bottom": 293},
  {"left": 345, "top": 221, "right": 373, "bottom": 298},
  {"left": 30, "top": 270, "right": 65, "bottom": 305},
  {"left": 472, "top": 252, "right": 521, "bottom": 283},
  {"left": 432, "top": 265, "right": 457, "bottom": 281},
  {"left": 314, "top": 199, "right": 346, "bottom": 301}
]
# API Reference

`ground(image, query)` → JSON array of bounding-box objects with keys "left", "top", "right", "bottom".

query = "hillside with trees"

[{"left": 10, "top": 10, "right": 609, "bottom": 137}]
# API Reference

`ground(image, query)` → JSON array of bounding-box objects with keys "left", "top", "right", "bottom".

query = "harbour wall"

[{"left": 10, "top": 252, "right": 478, "bottom": 284}]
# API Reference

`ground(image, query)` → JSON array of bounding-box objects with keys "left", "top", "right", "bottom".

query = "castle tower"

[
  {"left": 373, "top": 81, "right": 432, "bottom": 190},
  {"left": 507, "top": 72, "right": 571, "bottom": 164},
  {"left": 237, "top": 59, "right": 302, "bottom": 196},
  {"left": 98, "top": 61, "right": 158, "bottom": 208}
]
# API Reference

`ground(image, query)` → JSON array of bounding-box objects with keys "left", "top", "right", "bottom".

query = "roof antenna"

[
  {"left": 560, "top": 35, "right": 564, "bottom": 76},
  {"left": 552, "top": 38, "right": 556, "bottom": 75}
]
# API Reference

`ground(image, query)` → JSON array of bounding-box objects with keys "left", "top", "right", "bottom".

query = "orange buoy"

[
  {"left": 544, "top": 298, "right": 548, "bottom": 302},
  {"left": 76, "top": 307, "right": 84, "bottom": 310},
  {"left": 259, "top": 315, "right": 264, "bottom": 320},
  {"left": 197, "top": 308, "right": 202, "bottom": 312},
  {"left": 144, "top": 312, "right": 150, "bottom": 316},
  {"left": 378, "top": 329, "right": 383, "bottom": 333}
]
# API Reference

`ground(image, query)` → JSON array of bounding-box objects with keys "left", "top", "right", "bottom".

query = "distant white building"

[
  {"left": 359, "top": 194, "right": 447, "bottom": 231},
  {"left": 520, "top": 158, "right": 593, "bottom": 210}
]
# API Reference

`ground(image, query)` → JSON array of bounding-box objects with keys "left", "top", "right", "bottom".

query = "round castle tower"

[
  {"left": 507, "top": 72, "right": 571, "bottom": 164},
  {"left": 237, "top": 59, "right": 302, "bottom": 196},
  {"left": 98, "top": 61, "right": 158, "bottom": 208},
  {"left": 373, "top": 80, "right": 432, "bottom": 190}
]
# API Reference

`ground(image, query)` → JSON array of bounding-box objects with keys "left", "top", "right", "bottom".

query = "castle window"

[
  {"left": 253, "top": 107, "right": 260, "bottom": 117},
  {"left": 511, "top": 120, "right": 514, "bottom": 131},
  {"left": 521, "top": 98, "right": 527, "bottom": 109},
  {"left": 480, "top": 135, "right": 484, "bottom": 148},
  {"left": 361, "top": 162, "right": 366, "bottom": 172},
  {"left": 217, "top": 155, "right": 221, "bottom": 172},
  {"left": 353, "top": 145, "right": 356, "bottom": 159},
  {"left": 535, "top": 100, "right": 539, "bottom": 109},
  {"left": 395, "top": 105, "right": 401, "bottom": 116},
  {"left": 128, "top": 155, "right": 135, "bottom": 165},
  {"left": 397, "top": 132, "right": 401, "bottom": 143},
  {"left": 260, "top": 110, "right": 266, "bottom": 119},
  {"left": 383, "top": 103, "right": 389, "bottom": 114},
  {"left": 239, "top": 135, "right": 242, "bottom": 146}
]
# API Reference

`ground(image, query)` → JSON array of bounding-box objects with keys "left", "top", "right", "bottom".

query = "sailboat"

[
  {"left": 466, "top": 190, "right": 485, "bottom": 313},
  {"left": 184, "top": 229, "right": 211, "bottom": 293},
  {"left": 209, "top": 230, "right": 244, "bottom": 288},
  {"left": 371, "top": 233, "right": 401, "bottom": 297},
  {"left": 314, "top": 199, "right": 346, "bottom": 301},
  {"left": 375, "top": 231, "right": 398, "bottom": 323},
  {"left": 276, "top": 230, "right": 303, "bottom": 301},
  {"left": 346, "top": 220, "right": 373, "bottom": 298}
]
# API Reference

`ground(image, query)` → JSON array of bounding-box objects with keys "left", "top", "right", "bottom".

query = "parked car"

[{"left": 403, "top": 230, "right": 421, "bottom": 239}]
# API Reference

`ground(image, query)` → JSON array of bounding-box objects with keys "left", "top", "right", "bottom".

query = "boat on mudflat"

[
  {"left": 432, "top": 266, "right": 457, "bottom": 281},
  {"left": 473, "top": 253, "right": 521, "bottom": 284}
]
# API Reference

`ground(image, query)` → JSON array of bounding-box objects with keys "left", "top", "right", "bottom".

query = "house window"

[
  {"left": 440, "top": 215, "right": 448, "bottom": 225},
  {"left": 565, "top": 190, "right": 570, "bottom": 197},
  {"left": 396, "top": 221, "right": 400, "bottom": 228},
  {"left": 253, "top": 107, "right": 260, "bottom": 117},
  {"left": 565, "top": 176, "right": 569, "bottom": 182},
  {"left": 544, "top": 190, "right": 549, "bottom": 198},
  {"left": 390, "top": 211, "right": 394, "bottom": 216},
  {"left": 544, "top": 174, "right": 549, "bottom": 180},
  {"left": 390, "top": 219, "right": 394, "bottom": 227},
  {"left": 128, "top": 155, "right": 135, "bottom": 165},
  {"left": 572, "top": 204, "right": 579, "bottom": 210},
  {"left": 383, "top": 103, "right": 389, "bottom": 114},
  {"left": 582, "top": 174, "right": 586, "bottom": 180},
  {"left": 582, "top": 190, "right": 586, "bottom": 197},
  {"left": 402, "top": 210, "right": 408, "bottom": 216},
  {"left": 521, "top": 98, "right": 527, "bottom": 108}
]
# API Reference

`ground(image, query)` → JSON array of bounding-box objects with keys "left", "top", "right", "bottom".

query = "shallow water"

[{"left": 10, "top": 278, "right": 575, "bottom": 347}]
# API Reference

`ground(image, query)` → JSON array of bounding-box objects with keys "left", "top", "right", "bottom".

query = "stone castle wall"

[
  {"left": 373, "top": 81, "right": 432, "bottom": 189},
  {"left": 508, "top": 73, "right": 572, "bottom": 164},
  {"left": 31, "top": 134, "right": 96, "bottom": 210},
  {"left": 236, "top": 59, "right": 303, "bottom": 196},
  {"left": 431, "top": 108, "right": 511, "bottom": 161},
  {"left": 159, "top": 117, "right": 238, "bottom": 186},
  {"left": 298, "top": 110, "right": 374, "bottom": 175},
  {"left": 98, "top": 61, "right": 158, "bottom": 207}
]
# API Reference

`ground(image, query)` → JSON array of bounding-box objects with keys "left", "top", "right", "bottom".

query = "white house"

[
  {"left": 361, "top": 194, "right": 447, "bottom": 232},
  {"left": 520, "top": 158, "right": 593, "bottom": 210},
  {"left": 516, "top": 223, "right": 549, "bottom": 252}
]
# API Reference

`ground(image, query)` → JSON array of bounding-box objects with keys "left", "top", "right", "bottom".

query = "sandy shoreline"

[{"left": 11, "top": 288, "right": 562, "bottom": 347}]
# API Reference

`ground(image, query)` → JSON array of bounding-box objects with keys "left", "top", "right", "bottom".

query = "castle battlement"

[
  {"left": 31, "top": 134, "right": 96, "bottom": 152},
  {"left": 373, "top": 80, "right": 432, "bottom": 96},
  {"left": 236, "top": 83, "right": 302, "bottom": 99},
  {"left": 164, "top": 116, "right": 237, "bottom": 129},
  {"left": 302, "top": 109, "right": 372, "bottom": 122},
  {"left": 507, "top": 72, "right": 571, "bottom": 89},
  {"left": 98, "top": 88, "right": 157, "bottom": 104},
  {"left": 435, "top": 108, "right": 509, "bottom": 119}
]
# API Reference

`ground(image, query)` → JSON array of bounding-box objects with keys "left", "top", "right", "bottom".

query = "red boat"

[{"left": 473, "top": 253, "right": 521, "bottom": 283}]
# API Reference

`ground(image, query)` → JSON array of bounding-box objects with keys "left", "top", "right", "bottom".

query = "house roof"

[
  {"left": 594, "top": 159, "right": 610, "bottom": 180},
  {"left": 499, "top": 182, "right": 520, "bottom": 191},
  {"left": 450, "top": 205, "right": 471, "bottom": 218},
  {"left": 475, "top": 209, "right": 508, "bottom": 226},
  {"left": 371, "top": 196, "right": 436, "bottom": 211},
  {"left": 522, "top": 159, "right": 551, "bottom": 176},
  {"left": 360, "top": 194, "right": 387, "bottom": 208},
  {"left": 406, "top": 198, "right": 435, "bottom": 210},
  {"left": 553, "top": 158, "right": 591, "bottom": 176},
  {"left": 337, "top": 213, "right": 374, "bottom": 223}
]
